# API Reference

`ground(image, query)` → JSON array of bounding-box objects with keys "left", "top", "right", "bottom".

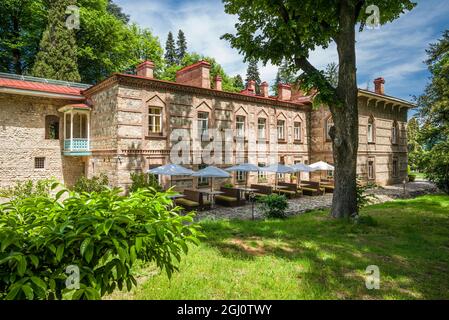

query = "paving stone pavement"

[{"left": 194, "top": 180, "right": 440, "bottom": 221}]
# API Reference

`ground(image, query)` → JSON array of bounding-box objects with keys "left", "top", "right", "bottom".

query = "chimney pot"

[
  {"left": 278, "top": 83, "right": 292, "bottom": 101},
  {"left": 261, "top": 81, "right": 269, "bottom": 97},
  {"left": 247, "top": 80, "right": 256, "bottom": 93},
  {"left": 374, "top": 77, "right": 385, "bottom": 95},
  {"left": 214, "top": 75, "right": 222, "bottom": 91},
  {"left": 175, "top": 60, "right": 211, "bottom": 89},
  {"left": 136, "top": 60, "right": 155, "bottom": 78}
]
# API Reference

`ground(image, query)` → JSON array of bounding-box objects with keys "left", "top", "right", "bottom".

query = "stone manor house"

[{"left": 0, "top": 60, "right": 414, "bottom": 191}]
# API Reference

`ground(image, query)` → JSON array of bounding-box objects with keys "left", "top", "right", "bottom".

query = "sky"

[{"left": 115, "top": 0, "right": 449, "bottom": 103}]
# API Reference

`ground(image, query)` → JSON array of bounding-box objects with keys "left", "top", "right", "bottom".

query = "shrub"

[
  {"left": 222, "top": 183, "right": 234, "bottom": 188},
  {"left": 129, "top": 172, "right": 162, "bottom": 193},
  {"left": 73, "top": 174, "right": 109, "bottom": 193},
  {"left": 0, "top": 179, "right": 55, "bottom": 202},
  {"left": 356, "top": 180, "right": 377, "bottom": 213},
  {"left": 258, "top": 194, "right": 289, "bottom": 219},
  {"left": 0, "top": 185, "right": 202, "bottom": 300},
  {"left": 408, "top": 173, "right": 417, "bottom": 182}
]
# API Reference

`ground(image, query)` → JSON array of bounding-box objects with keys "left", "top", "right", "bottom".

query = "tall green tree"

[
  {"left": 176, "top": 29, "right": 188, "bottom": 63},
  {"left": 0, "top": 0, "right": 46, "bottom": 74},
  {"left": 233, "top": 74, "right": 244, "bottom": 91},
  {"left": 222, "top": 0, "right": 416, "bottom": 218},
  {"left": 407, "top": 117, "right": 422, "bottom": 171},
  {"left": 165, "top": 31, "right": 177, "bottom": 66},
  {"left": 417, "top": 30, "right": 449, "bottom": 193},
  {"left": 107, "top": 0, "right": 129, "bottom": 23},
  {"left": 272, "top": 59, "right": 297, "bottom": 94},
  {"left": 32, "top": 0, "right": 81, "bottom": 82},
  {"left": 245, "top": 59, "right": 261, "bottom": 93}
]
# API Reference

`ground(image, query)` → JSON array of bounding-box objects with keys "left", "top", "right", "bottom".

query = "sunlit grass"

[{"left": 110, "top": 194, "right": 449, "bottom": 300}]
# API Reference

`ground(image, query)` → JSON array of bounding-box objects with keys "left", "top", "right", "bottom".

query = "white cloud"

[{"left": 115, "top": 0, "right": 449, "bottom": 99}]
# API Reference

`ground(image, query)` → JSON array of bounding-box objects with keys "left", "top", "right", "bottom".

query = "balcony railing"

[{"left": 63, "top": 139, "right": 91, "bottom": 156}]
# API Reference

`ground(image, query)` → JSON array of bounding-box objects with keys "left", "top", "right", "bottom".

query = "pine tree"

[
  {"left": 32, "top": 0, "right": 81, "bottom": 82},
  {"left": 165, "top": 31, "right": 177, "bottom": 66},
  {"left": 271, "top": 70, "right": 282, "bottom": 95},
  {"left": 272, "top": 60, "right": 297, "bottom": 94},
  {"left": 245, "top": 59, "right": 261, "bottom": 93},
  {"left": 233, "top": 74, "right": 244, "bottom": 91},
  {"left": 176, "top": 30, "right": 187, "bottom": 63}
]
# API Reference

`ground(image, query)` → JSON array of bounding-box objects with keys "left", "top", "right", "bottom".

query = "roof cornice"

[
  {"left": 83, "top": 74, "right": 311, "bottom": 110},
  {"left": 358, "top": 89, "right": 416, "bottom": 108}
]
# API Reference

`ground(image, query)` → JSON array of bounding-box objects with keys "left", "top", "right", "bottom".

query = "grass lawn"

[{"left": 111, "top": 194, "right": 449, "bottom": 300}]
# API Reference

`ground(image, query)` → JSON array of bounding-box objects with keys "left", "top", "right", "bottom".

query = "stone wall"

[
  {"left": 106, "top": 84, "right": 309, "bottom": 191},
  {"left": 0, "top": 93, "right": 85, "bottom": 188},
  {"left": 310, "top": 97, "right": 409, "bottom": 185}
]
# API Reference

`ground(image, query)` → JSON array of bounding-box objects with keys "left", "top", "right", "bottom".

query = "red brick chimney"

[
  {"left": 214, "top": 75, "right": 222, "bottom": 91},
  {"left": 374, "top": 77, "right": 385, "bottom": 95},
  {"left": 260, "top": 81, "right": 269, "bottom": 97},
  {"left": 247, "top": 80, "right": 256, "bottom": 93},
  {"left": 175, "top": 60, "right": 211, "bottom": 89},
  {"left": 278, "top": 83, "right": 292, "bottom": 101},
  {"left": 136, "top": 60, "right": 155, "bottom": 78}
]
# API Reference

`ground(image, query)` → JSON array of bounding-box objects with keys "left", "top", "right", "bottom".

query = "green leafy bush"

[
  {"left": 73, "top": 174, "right": 109, "bottom": 193},
  {"left": 129, "top": 172, "right": 162, "bottom": 193},
  {"left": 356, "top": 181, "right": 377, "bottom": 213},
  {"left": 0, "top": 185, "right": 202, "bottom": 300},
  {"left": 258, "top": 194, "right": 289, "bottom": 219},
  {"left": 408, "top": 173, "right": 417, "bottom": 182},
  {"left": 222, "top": 183, "right": 234, "bottom": 188},
  {"left": 0, "top": 179, "right": 55, "bottom": 201}
]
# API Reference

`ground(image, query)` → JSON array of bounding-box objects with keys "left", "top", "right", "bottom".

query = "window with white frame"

[
  {"left": 258, "top": 118, "right": 266, "bottom": 140},
  {"left": 368, "top": 159, "right": 375, "bottom": 180},
  {"left": 294, "top": 122, "right": 302, "bottom": 141},
  {"left": 148, "top": 107, "right": 162, "bottom": 134},
  {"left": 198, "top": 164, "right": 209, "bottom": 185},
  {"left": 325, "top": 117, "right": 334, "bottom": 141},
  {"left": 367, "top": 117, "right": 375, "bottom": 143},
  {"left": 236, "top": 171, "right": 245, "bottom": 182},
  {"left": 236, "top": 116, "right": 245, "bottom": 138},
  {"left": 392, "top": 121, "right": 399, "bottom": 144},
  {"left": 258, "top": 162, "right": 267, "bottom": 182},
  {"left": 198, "top": 112, "right": 209, "bottom": 139},
  {"left": 392, "top": 158, "right": 399, "bottom": 177},
  {"left": 277, "top": 120, "right": 285, "bottom": 140}
]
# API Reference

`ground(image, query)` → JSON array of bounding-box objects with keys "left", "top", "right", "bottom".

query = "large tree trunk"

[{"left": 329, "top": 1, "right": 359, "bottom": 218}]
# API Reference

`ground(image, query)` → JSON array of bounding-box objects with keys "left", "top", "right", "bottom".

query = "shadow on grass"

[{"left": 199, "top": 195, "right": 449, "bottom": 299}]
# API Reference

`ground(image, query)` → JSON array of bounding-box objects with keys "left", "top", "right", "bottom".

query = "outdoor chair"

[
  {"left": 175, "top": 189, "right": 211, "bottom": 211},
  {"left": 277, "top": 182, "right": 302, "bottom": 198},
  {"left": 300, "top": 181, "right": 325, "bottom": 196},
  {"left": 250, "top": 184, "right": 273, "bottom": 198},
  {"left": 320, "top": 179, "right": 335, "bottom": 193},
  {"left": 215, "top": 187, "right": 245, "bottom": 207}
]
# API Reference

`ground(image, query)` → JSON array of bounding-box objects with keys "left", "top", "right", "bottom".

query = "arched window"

[
  {"left": 367, "top": 115, "right": 375, "bottom": 143},
  {"left": 325, "top": 116, "right": 333, "bottom": 141},
  {"left": 392, "top": 121, "right": 399, "bottom": 144},
  {"left": 45, "top": 115, "right": 59, "bottom": 139}
]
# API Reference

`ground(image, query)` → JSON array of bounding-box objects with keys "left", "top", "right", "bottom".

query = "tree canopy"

[
  {"left": 416, "top": 30, "right": 449, "bottom": 193},
  {"left": 32, "top": 0, "right": 81, "bottom": 82},
  {"left": 176, "top": 30, "right": 188, "bottom": 63},
  {"left": 222, "top": 0, "right": 416, "bottom": 218}
]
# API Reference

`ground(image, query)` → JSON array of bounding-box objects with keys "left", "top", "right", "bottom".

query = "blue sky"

[{"left": 116, "top": 0, "right": 448, "bottom": 104}]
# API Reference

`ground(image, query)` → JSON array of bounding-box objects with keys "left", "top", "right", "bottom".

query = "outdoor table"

[
  {"left": 198, "top": 189, "right": 225, "bottom": 208},
  {"left": 234, "top": 187, "right": 258, "bottom": 199}
]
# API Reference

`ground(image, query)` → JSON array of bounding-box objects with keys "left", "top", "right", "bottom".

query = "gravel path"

[{"left": 195, "top": 180, "right": 440, "bottom": 221}]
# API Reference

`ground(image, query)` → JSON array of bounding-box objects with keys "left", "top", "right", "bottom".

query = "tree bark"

[{"left": 329, "top": 1, "right": 359, "bottom": 219}]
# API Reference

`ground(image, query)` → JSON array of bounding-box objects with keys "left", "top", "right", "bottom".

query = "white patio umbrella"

[
  {"left": 290, "top": 163, "right": 316, "bottom": 187},
  {"left": 191, "top": 166, "right": 231, "bottom": 191},
  {"left": 147, "top": 163, "right": 194, "bottom": 188},
  {"left": 225, "top": 163, "right": 260, "bottom": 187},
  {"left": 260, "top": 164, "right": 295, "bottom": 188},
  {"left": 309, "top": 161, "right": 335, "bottom": 171}
]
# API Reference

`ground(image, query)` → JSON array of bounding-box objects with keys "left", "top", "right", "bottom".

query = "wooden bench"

[
  {"left": 175, "top": 189, "right": 211, "bottom": 211},
  {"left": 320, "top": 179, "right": 335, "bottom": 193},
  {"left": 277, "top": 182, "right": 302, "bottom": 198},
  {"left": 300, "top": 181, "right": 325, "bottom": 196},
  {"left": 250, "top": 184, "right": 272, "bottom": 198},
  {"left": 215, "top": 187, "right": 245, "bottom": 207}
]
